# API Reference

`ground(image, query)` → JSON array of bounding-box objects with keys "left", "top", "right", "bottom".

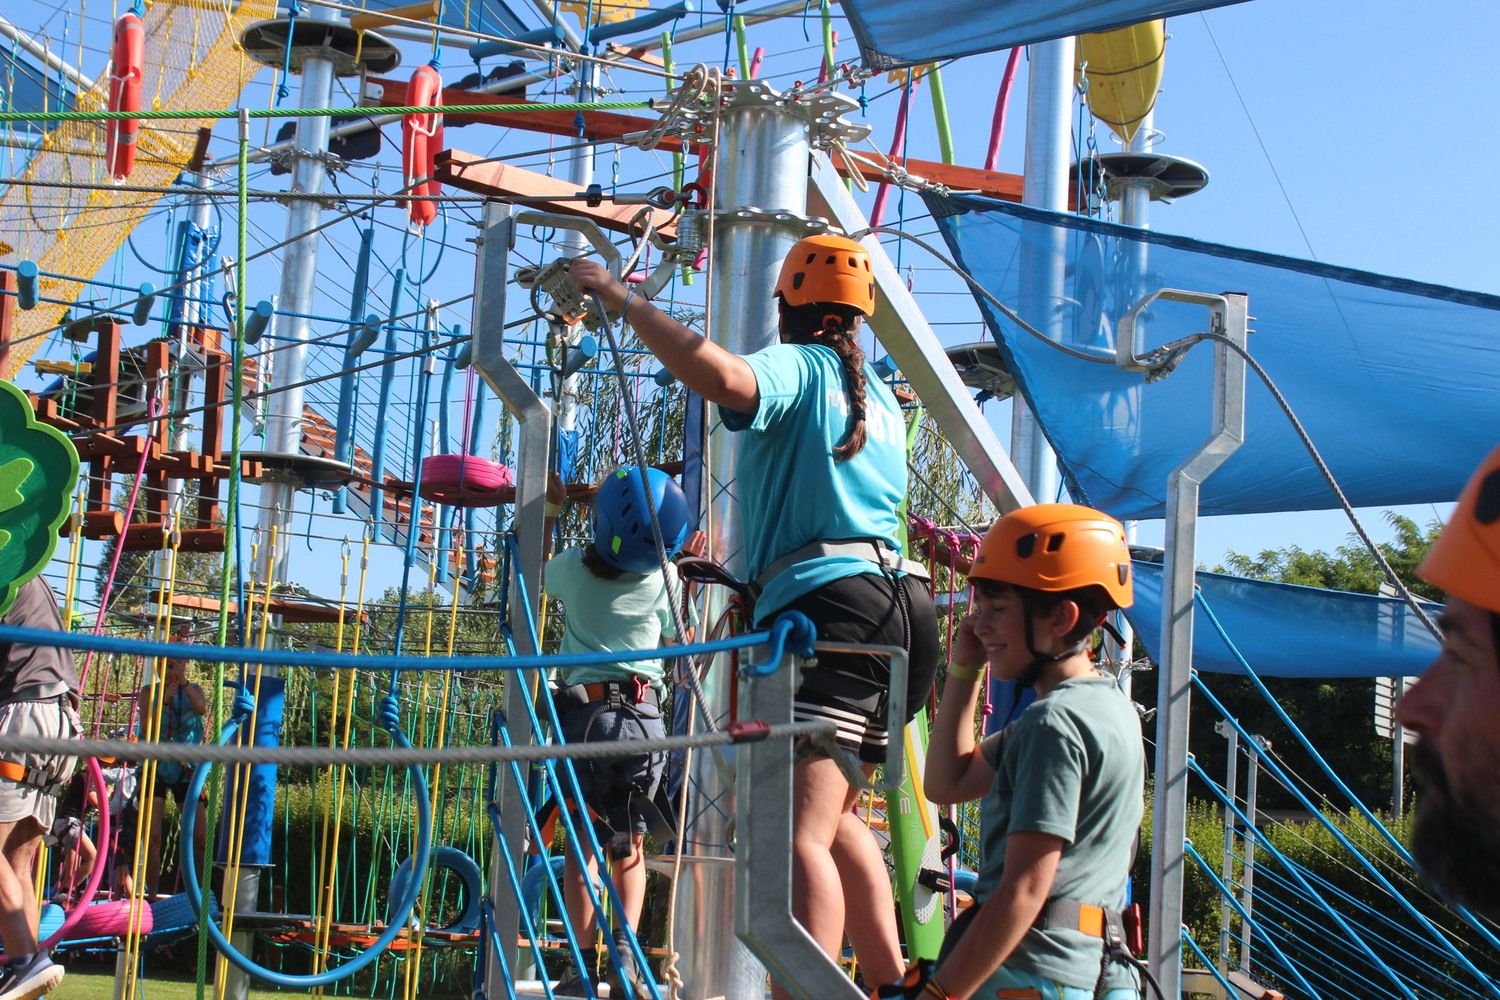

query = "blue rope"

[
  {"left": 1191, "top": 653, "right": 1500, "bottom": 995},
  {"left": 180, "top": 704, "right": 432, "bottom": 987},
  {"left": 1230, "top": 851, "right": 1476, "bottom": 1000},
  {"left": 390, "top": 307, "right": 436, "bottom": 664},
  {"left": 1180, "top": 930, "right": 1245, "bottom": 1000},
  {"left": 1182, "top": 839, "right": 1323, "bottom": 998},
  {"left": 1187, "top": 755, "right": 1418, "bottom": 1000},
  {"left": 0, "top": 623, "right": 786, "bottom": 675}
]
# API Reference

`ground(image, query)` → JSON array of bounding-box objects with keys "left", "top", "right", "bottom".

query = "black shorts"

[
  {"left": 781, "top": 572, "right": 940, "bottom": 764},
  {"left": 559, "top": 696, "right": 666, "bottom": 838},
  {"left": 154, "top": 773, "right": 205, "bottom": 810}
]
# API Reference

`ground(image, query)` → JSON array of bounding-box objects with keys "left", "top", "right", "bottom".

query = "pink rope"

[
  {"left": 749, "top": 46, "right": 764, "bottom": 79},
  {"left": 984, "top": 48, "right": 1022, "bottom": 172},
  {"left": 77, "top": 387, "right": 162, "bottom": 694},
  {"left": 869, "top": 79, "right": 914, "bottom": 229},
  {"left": 39, "top": 757, "right": 111, "bottom": 948}
]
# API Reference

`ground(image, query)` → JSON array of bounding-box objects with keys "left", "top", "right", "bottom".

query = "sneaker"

[
  {"left": 0, "top": 953, "right": 64, "bottom": 1000},
  {"left": 606, "top": 935, "right": 649, "bottom": 1000},
  {"left": 553, "top": 958, "right": 598, "bottom": 998}
]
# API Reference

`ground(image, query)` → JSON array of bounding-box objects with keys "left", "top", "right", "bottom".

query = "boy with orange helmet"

[
  {"left": 912, "top": 504, "right": 1144, "bottom": 1000},
  {"left": 1397, "top": 444, "right": 1500, "bottom": 920}
]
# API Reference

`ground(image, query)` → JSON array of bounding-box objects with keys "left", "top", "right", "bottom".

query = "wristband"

[
  {"left": 544, "top": 501, "right": 564, "bottom": 518},
  {"left": 947, "top": 662, "right": 984, "bottom": 684}
]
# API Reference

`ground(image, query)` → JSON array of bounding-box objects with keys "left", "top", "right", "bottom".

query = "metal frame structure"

[
  {"left": 467, "top": 200, "right": 555, "bottom": 994},
  {"left": 1134, "top": 289, "right": 1249, "bottom": 997}
]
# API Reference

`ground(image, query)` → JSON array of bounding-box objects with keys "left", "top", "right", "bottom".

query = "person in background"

[
  {"left": 546, "top": 466, "right": 696, "bottom": 1000},
  {"left": 0, "top": 576, "right": 80, "bottom": 1000},
  {"left": 136, "top": 625, "right": 207, "bottom": 896},
  {"left": 1396, "top": 443, "right": 1500, "bottom": 919}
]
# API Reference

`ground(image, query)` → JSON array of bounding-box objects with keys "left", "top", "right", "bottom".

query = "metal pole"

[
  {"left": 233, "top": 14, "right": 340, "bottom": 999},
  {"left": 1393, "top": 722, "right": 1405, "bottom": 817},
  {"left": 1241, "top": 736, "right": 1266, "bottom": 971},
  {"left": 554, "top": 64, "right": 595, "bottom": 477},
  {"left": 679, "top": 79, "right": 811, "bottom": 1000},
  {"left": 254, "top": 5, "right": 339, "bottom": 593},
  {"left": 1215, "top": 720, "right": 1238, "bottom": 978},
  {"left": 1146, "top": 293, "right": 1248, "bottom": 997},
  {"left": 1012, "top": 37, "right": 1074, "bottom": 504}
]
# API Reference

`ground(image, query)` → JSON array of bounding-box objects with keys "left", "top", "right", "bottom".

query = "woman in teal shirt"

[{"left": 573, "top": 237, "right": 940, "bottom": 992}]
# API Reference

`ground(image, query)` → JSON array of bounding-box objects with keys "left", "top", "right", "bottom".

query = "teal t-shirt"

[
  {"left": 549, "top": 546, "right": 694, "bottom": 687},
  {"left": 975, "top": 675, "right": 1145, "bottom": 991},
  {"left": 719, "top": 343, "right": 908, "bottom": 622}
]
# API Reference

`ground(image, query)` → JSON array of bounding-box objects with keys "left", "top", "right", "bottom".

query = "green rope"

[
  {"left": 0, "top": 100, "right": 652, "bottom": 124},
  {"left": 197, "top": 110, "right": 249, "bottom": 1000}
]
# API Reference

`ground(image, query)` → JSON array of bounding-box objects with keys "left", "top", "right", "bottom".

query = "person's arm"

[
  {"left": 570, "top": 259, "right": 759, "bottom": 413},
  {"left": 925, "top": 614, "right": 995, "bottom": 805},
  {"left": 183, "top": 681, "right": 207, "bottom": 716},
  {"left": 932, "top": 831, "right": 1064, "bottom": 998}
]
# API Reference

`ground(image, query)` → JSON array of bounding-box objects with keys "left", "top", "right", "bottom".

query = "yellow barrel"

[{"left": 1076, "top": 20, "right": 1165, "bottom": 145}]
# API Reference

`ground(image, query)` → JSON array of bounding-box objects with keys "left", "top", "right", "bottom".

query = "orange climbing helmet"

[
  {"left": 1418, "top": 444, "right": 1500, "bottom": 615},
  {"left": 774, "top": 233, "right": 876, "bottom": 317},
  {"left": 971, "top": 503, "right": 1134, "bottom": 610}
]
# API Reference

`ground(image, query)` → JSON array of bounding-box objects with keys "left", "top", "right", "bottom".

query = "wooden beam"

[
  {"left": 349, "top": 0, "right": 439, "bottom": 30},
  {"left": 367, "top": 77, "right": 1028, "bottom": 203},
  {"left": 436, "top": 150, "right": 679, "bottom": 238}
]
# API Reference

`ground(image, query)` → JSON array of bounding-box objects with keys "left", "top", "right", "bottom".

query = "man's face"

[{"left": 1396, "top": 596, "right": 1500, "bottom": 918}]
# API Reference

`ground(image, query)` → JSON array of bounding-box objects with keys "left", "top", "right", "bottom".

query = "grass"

[{"left": 55, "top": 970, "right": 300, "bottom": 1000}]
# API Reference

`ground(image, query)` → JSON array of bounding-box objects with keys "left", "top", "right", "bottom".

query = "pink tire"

[{"left": 65, "top": 899, "right": 153, "bottom": 941}]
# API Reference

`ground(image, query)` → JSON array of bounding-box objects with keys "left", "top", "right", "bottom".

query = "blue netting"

[
  {"left": 1127, "top": 561, "right": 1439, "bottom": 678},
  {"left": 923, "top": 193, "right": 1500, "bottom": 519},
  {"left": 843, "top": 0, "right": 1246, "bottom": 70}
]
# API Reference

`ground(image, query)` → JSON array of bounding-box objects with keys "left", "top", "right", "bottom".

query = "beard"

[{"left": 1409, "top": 740, "right": 1500, "bottom": 920}]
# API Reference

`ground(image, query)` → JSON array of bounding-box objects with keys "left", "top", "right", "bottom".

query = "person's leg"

[
  {"left": 608, "top": 833, "right": 648, "bottom": 932},
  {"left": 832, "top": 783, "right": 904, "bottom": 987},
  {"left": 562, "top": 838, "right": 601, "bottom": 948},
  {"left": 0, "top": 820, "right": 34, "bottom": 956},
  {"left": 789, "top": 754, "right": 854, "bottom": 966},
  {"left": 3, "top": 825, "right": 41, "bottom": 942}
]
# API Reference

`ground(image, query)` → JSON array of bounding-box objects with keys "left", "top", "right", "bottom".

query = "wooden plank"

[
  {"left": 0, "top": 270, "right": 16, "bottom": 377},
  {"left": 348, "top": 0, "right": 438, "bottom": 31},
  {"left": 437, "top": 151, "right": 679, "bottom": 238}
]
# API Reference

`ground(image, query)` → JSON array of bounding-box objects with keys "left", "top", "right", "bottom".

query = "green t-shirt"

[
  {"left": 549, "top": 546, "right": 695, "bottom": 687},
  {"left": 975, "top": 674, "right": 1145, "bottom": 991}
]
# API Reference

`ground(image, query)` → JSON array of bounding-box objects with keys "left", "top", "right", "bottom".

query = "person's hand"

[
  {"left": 679, "top": 529, "right": 708, "bottom": 559},
  {"left": 569, "top": 258, "right": 627, "bottom": 311},
  {"left": 870, "top": 959, "right": 952, "bottom": 1000},
  {"left": 950, "top": 613, "right": 986, "bottom": 676}
]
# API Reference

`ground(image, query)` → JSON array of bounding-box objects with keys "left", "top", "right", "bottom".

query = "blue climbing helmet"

[{"left": 592, "top": 465, "right": 691, "bottom": 574}]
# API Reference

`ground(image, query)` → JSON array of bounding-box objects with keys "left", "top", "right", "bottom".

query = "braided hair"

[{"left": 778, "top": 298, "right": 868, "bottom": 461}]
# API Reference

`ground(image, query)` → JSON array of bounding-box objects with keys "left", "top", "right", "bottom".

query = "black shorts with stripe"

[{"left": 778, "top": 572, "right": 940, "bottom": 764}]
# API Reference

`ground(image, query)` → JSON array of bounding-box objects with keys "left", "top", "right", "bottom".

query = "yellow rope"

[
  {"left": 311, "top": 531, "right": 371, "bottom": 986},
  {"left": 214, "top": 525, "right": 276, "bottom": 1000},
  {"left": 310, "top": 540, "right": 353, "bottom": 996}
]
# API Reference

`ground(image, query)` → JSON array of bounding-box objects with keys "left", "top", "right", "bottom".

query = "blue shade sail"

[
  {"left": 0, "top": 47, "right": 76, "bottom": 123},
  {"left": 356, "top": 0, "right": 533, "bottom": 35},
  {"left": 923, "top": 193, "right": 1500, "bottom": 519},
  {"left": 843, "top": 0, "right": 1246, "bottom": 70},
  {"left": 1127, "top": 562, "right": 1440, "bottom": 679}
]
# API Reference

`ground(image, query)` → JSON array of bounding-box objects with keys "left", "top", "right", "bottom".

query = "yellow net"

[{"left": 0, "top": 0, "right": 276, "bottom": 378}]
